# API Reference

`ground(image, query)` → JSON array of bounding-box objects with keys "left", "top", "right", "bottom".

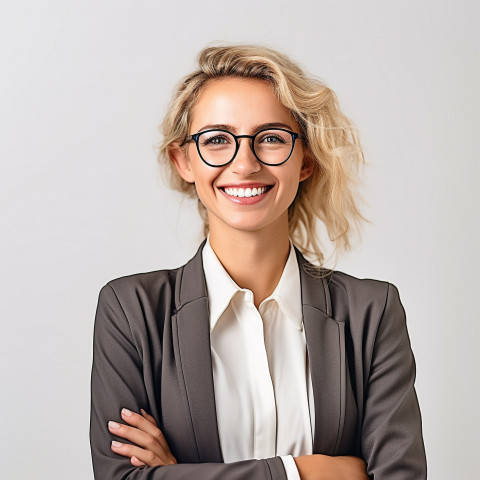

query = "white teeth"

[{"left": 224, "top": 186, "right": 268, "bottom": 198}]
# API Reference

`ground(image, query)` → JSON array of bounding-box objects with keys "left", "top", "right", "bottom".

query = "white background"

[{"left": 1, "top": 1, "right": 479, "bottom": 478}]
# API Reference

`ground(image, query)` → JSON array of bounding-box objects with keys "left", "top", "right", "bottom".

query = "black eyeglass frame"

[{"left": 185, "top": 127, "right": 305, "bottom": 167}]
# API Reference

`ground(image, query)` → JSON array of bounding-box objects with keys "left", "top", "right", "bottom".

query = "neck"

[{"left": 209, "top": 220, "right": 291, "bottom": 308}]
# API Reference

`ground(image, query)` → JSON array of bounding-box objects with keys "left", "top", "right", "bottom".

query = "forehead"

[{"left": 190, "top": 77, "right": 296, "bottom": 132}]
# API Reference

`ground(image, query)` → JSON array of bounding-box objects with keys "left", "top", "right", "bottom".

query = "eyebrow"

[{"left": 195, "top": 122, "right": 295, "bottom": 133}]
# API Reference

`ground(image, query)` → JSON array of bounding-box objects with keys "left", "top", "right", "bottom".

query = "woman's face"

[{"left": 171, "top": 77, "right": 312, "bottom": 237}]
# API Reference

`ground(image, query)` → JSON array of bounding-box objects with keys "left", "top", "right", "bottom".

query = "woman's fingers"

[
  {"left": 140, "top": 408, "right": 157, "bottom": 425},
  {"left": 119, "top": 408, "right": 172, "bottom": 454},
  {"left": 108, "top": 408, "right": 177, "bottom": 467},
  {"left": 121, "top": 408, "right": 157, "bottom": 433},
  {"left": 131, "top": 456, "right": 146, "bottom": 467},
  {"left": 108, "top": 421, "right": 171, "bottom": 464},
  {"left": 111, "top": 440, "right": 175, "bottom": 467}
]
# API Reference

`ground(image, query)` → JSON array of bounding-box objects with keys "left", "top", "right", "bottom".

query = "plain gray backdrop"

[{"left": 1, "top": 1, "right": 478, "bottom": 478}]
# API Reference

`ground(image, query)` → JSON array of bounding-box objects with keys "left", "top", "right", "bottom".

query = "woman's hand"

[
  {"left": 108, "top": 408, "right": 177, "bottom": 467},
  {"left": 294, "top": 454, "right": 368, "bottom": 480}
]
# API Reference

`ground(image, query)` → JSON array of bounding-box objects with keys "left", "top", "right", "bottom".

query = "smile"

[
  {"left": 218, "top": 184, "right": 273, "bottom": 205},
  {"left": 223, "top": 186, "right": 269, "bottom": 198}
]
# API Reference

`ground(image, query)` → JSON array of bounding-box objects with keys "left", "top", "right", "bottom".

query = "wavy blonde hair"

[{"left": 157, "top": 44, "right": 366, "bottom": 265}]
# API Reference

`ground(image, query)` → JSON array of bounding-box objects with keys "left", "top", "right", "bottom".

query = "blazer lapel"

[
  {"left": 296, "top": 250, "right": 346, "bottom": 456},
  {"left": 172, "top": 241, "right": 224, "bottom": 463}
]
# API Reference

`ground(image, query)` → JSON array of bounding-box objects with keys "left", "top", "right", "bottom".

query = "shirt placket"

[{"left": 233, "top": 291, "right": 277, "bottom": 459}]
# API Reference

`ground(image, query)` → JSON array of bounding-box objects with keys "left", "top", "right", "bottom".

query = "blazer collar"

[
  {"left": 175, "top": 241, "right": 333, "bottom": 315},
  {"left": 173, "top": 240, "right": 346, "bottom": 461}
]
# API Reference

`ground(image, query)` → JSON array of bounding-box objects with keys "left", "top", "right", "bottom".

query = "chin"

[
  {"left": 226, "top": 221, "right": 266, "bottom": 233},
  {"left": 224, "top": 216, "right": 284, "bottom": 235},
  {"left": 209, "top": 215, "right": 268, "bottom": 234},
  {"left": 208, "top": 209, "right": 287, "bottom": 235}
]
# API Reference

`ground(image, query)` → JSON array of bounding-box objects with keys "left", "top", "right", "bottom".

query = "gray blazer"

[{"left": 90, "top": 242, "right": 426, "bottom": 479}]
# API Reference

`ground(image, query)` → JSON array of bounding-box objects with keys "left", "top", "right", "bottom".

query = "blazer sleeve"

[
  {"left": 361, "top": 283, "right": 427, "bottom": 479},
  {"left": 90, "top": 284, "right": 287, "bottom": 480}
]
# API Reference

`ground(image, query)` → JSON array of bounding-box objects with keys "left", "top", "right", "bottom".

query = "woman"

[{"left": 90, "top": 45, "right": 427, "bottom": 479}]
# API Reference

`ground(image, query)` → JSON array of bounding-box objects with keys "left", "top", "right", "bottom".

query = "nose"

[{"left": 230, "top": 138, "right": 261, "bottom": 175}]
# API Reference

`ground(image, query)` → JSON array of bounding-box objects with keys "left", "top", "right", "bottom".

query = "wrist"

[{"left": 294, "top": 455, "right": 330, "bottom": 480}]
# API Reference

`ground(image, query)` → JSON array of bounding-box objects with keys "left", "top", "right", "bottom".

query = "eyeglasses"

[{"left": 185, "top": 128, "right": 304, "bottom": 167}]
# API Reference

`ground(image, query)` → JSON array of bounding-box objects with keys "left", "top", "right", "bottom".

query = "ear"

[
  {"left": 169, "top": 144, "right": 195, "bottom": 183},
  {"left": 299, "top": 150, "right": 315, "bottom": 182}
]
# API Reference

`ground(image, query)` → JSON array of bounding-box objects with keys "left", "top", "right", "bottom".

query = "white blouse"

[{"left": 202, "top": 238, "right": 315, "bottom": 480}]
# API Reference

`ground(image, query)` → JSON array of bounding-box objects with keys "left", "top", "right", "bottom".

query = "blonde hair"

[{"left": 157, "top": 44, "right": 366, "bottom": 265}]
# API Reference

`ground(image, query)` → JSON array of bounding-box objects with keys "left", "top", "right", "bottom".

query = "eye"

[
  {"left": 257, "top": 130, "right": 290, "bottom": 145},
  {"left": 204, "top": 135, "right": 228, "bottom": 145},
  {"left": 199, "top": 131, "right": 234, "bottom": 147},
  {"left": 261, "top": 134, "right": 284, "bottom": 144}
]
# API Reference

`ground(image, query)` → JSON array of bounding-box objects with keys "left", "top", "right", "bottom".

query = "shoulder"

[
  {"left": 325, "top": 270, "right": 403, "bottom": 329},
  {"left": 96, "top": 242, "right": 206, "bottom": 320},
  {"left": 92, "top": 267, "right": 185, "bottom": 349},
  {"left": 96, "top": 267, "right": 181, "bottom": 321},
  {"left": 105, "top": 267, "right": 178, "bottom": 297},
  {"left": 324, "top": 271, "right": 410, "bottom": 374},
  {"left": 296, "top": 248, "right": 402, "bottom": 325},
  {"left": 328, "top": 270, "right": 391, "bottom": 308}
]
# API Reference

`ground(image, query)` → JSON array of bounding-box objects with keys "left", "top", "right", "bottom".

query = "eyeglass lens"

[{"left": 197, "top": 129, "right": 294, "bottom": 166}]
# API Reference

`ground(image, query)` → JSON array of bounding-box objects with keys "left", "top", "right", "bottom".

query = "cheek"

[
  {"left": 286, "top": 180, "right": 301, "bottom": 203},
  {"left": 279, "top": 167, "right": 302, "bottom": 196},
  {"left": 190, "top": 166, "right": 218, "bottom": 200}
]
